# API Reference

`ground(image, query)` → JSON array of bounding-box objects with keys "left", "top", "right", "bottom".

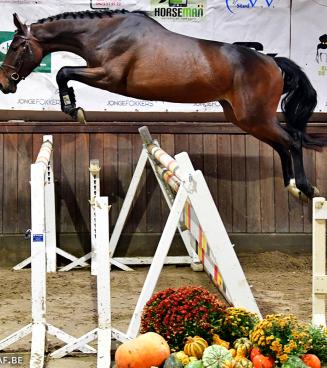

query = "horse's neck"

[{"left": 31, "top": 21, "right": 87, "bottom": 57}]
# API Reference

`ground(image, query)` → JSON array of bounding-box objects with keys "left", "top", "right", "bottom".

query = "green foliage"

[{"left": 308, "top": 325, "right": 327, "bottom": 363}]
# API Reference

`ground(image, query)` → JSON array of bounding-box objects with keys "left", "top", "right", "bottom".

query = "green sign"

[
  {"left": 151, "top": 0, "right": 206, "bottom": 21},
  {"left": 0, "top": 31, "right": 51, "bottom": 73}
]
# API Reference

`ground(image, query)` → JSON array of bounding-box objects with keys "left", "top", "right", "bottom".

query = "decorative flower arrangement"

[
  {"left": 250, "top": 314, "right": 312, "bottom": 364},
  {"left": 308, "top": 325, "right": 327, "bottom": 363},
  {"left": 220, "top": 307, "right": 260, "bottom": 343},
  {"left": 140, "top": 286, "right": 227, "bottom": 351}
]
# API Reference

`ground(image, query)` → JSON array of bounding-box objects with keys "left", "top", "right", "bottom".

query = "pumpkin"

[
  {"left": 176, "top": 351, "right": 191, "bottom": 365},
  {"left": 184, "top": 336, "right": 209, "bottom": 359},
  {"left": 212, "top": 334, "right": 230, "bottom": 349},
  {"left": 186, "top": 361, "right": 205, "bottom": 368},
  {"left": 252, "top": 354, "right": 275, "bottom": 368},
  {"left": 301, "top": 354, "right": 321, "bottom": 368},
  {"left": 233, "top": 338, "right": 252, "bottom": 358},
  {"left": 164, "top": 353, "right": 184, "bottom": 368},
  {"left": 281, "top": 356, "right": 307, "bottom": 368},
  {"left": 202, "top": 345, "right": 233, "bottom": 368},
  {"left": 115, "top": 332, "right": 170, "bottom": 368},
  {"left": 250, "top": 348, "right": 261, "bottom": 362}
]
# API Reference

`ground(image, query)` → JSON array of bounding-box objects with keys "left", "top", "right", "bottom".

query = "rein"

[{"left": 0, "top": 34, "right": 33, "bottom": 81}]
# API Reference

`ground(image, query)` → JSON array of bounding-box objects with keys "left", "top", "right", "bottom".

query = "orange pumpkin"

[
  {"left": 250, "top": 348, "right": 261, "bottom": 362},
  {"left": 301, "top": 354, "right": 321, "bottom": 368},
  {"left": 115, "top": 332, "right": 170, "bottom": 368},
  {"left": 252, "top": 354, "right": 275, "bottom": 368}
]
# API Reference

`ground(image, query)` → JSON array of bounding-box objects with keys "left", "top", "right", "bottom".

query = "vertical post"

[
  {"left": 95, "top": 197, "right": 111, "bottom": 367},
  {"left": 90, "top": 160, "right": 101, "bottom": 276},
  {"left": 312, "top": 197, "right": 327, "bottom": 327},
  {"left": 30, "top": 163, "right": 47, "bottom": 368},
  {"left": 44, "top": 136, "right": 56, "bottom": 273}
]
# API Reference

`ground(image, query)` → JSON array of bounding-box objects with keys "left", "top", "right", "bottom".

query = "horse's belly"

[{"left": 126, "top": 81, "right": 222, "bottom": 103}]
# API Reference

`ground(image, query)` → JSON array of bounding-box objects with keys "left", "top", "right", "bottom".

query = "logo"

[
  {"left": 316, "top": 34, "right": 327, "bottom": 76},
  {"left": 316, "top": 34, "right": 327, "bottom": 64},
  {"left": 226, "top": 0, "right": 274, "bottom": 14},
  {"left": 151, "top": 0, "right": 206, "bottom": 21},
  {"left": 0, "top": 31, "right": 51, "bottom": 73}
]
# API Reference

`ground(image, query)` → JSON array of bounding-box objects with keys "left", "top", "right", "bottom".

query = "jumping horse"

[{"left": 0, "top": 10, "right": 325, "bottom": 201}]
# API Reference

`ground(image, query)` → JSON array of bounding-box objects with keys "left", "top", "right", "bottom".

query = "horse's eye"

[{"left": 11, "top": 45, "right": 18, "bottom": 51}]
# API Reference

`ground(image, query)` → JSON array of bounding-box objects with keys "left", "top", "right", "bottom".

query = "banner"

[
  {"left": 291, "top": 0, "right": 327, "bottom": 112},
  {"left": 0, "top": 0, "right": 291, "bottom": 113}
]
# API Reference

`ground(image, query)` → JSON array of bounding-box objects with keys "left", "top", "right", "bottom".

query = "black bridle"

[{"left": 0, "top": 34, "right": 33, "bottom": 81}]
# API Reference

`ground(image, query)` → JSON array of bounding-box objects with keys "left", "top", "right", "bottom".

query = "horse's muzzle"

[{"left": 0, "top": 81, "right": 17, "bottom": 94}]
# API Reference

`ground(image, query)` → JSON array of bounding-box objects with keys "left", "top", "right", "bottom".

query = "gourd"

[
  {"left": 301, "top": 354, "right": 321, "bottom": 368},
  {"left": 233, "top": 338, "right": 252, "bottom": 358},
  {"left": 176, "top": 351, "right": 191, "bottom": 365},
  {"left": 186, "top": 361, "right": 205, "bottom": 368},
  {"left": 281, "top": 356, "right": 307, "bottom": 368},
  {"left": 164, "top": 353, "right": 184, "bottom": 368},
  {"left": 212, "top": 334, "right": 230, "bottom": 349},
  {"left": 233, "top": 357, "right": 253, "bottom": 368},
  {"left": 252, "top": 354, "right": 275, "bottom": 368},
  {"left": 229, "top": 349, "right": 237, "bottom": 358},
  {"left": 115, "top": 332, "right": 170, "bottom": 368},
  {"left": 223, "top": 359, "right": 253, "bottom": 368},
  {"left": 202, "top": 345, "right": 233, "bottom": 368},
  {"left": 184, "top": 336, "right": 209, "bottom": 359}
]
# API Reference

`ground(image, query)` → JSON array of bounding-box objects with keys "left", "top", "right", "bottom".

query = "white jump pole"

[{"left": 312, "top": 197, "right": 327, "bottom": 327}]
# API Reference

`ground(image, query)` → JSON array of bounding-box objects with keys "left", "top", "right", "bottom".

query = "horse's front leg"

[{"left": 56, "top": 66, "right": 106, "bottom": 123}]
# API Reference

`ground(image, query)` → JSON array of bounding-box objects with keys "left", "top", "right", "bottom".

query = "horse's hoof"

[
  {"left": 287, "top": 179, "right": 309, "bottom": 202},
  {"left": 313, "top": 186, "right": 320, "bottom": 197},
  {"left": 76, "top": 108, "right": 86, "bottom": 124}
]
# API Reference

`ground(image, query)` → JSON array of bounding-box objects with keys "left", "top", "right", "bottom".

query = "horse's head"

[{"left": 0, "top": 14, "right": 43, "bottom": 94}]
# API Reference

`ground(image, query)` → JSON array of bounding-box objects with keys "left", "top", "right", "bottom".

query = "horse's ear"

[{"left": 13, "top": 13, "right": 28, "bottom": 35}]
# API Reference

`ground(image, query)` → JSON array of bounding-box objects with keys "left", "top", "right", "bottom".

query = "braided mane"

[{"left": 34, "top": 9, "right": 148, "bottom": 24}]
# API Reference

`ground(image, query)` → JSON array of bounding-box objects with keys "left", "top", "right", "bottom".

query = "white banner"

[
  {"left": 291, "top": 0, "right": 327, "bottom": 113},
  {"left": 0, "top": 0, "right": 292, "bottom": 112}
]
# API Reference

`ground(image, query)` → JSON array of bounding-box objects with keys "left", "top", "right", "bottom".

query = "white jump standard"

[
  {"left": 114, "top": 126, "right": 261, "bottom": 338},
  {"left": 312, "top": 197, "right": 327, "bottom": 327},
  {"left": 13, "top": 136, "right": 89, "bottom": 273},
  {"left": 0, "top": 136, "right": 113, "bottom": 368}
]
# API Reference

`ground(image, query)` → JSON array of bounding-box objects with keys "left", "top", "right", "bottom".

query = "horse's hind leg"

[
  {"left": 221, "top": 101, "right": 317, "bottom": 200},
  {"left": 255, "top": 123, "right": 318, "bottom": 200}
]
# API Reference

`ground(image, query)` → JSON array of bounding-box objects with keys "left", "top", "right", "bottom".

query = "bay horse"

[{"left": 0, "top": 10, "right": 325, "bottom": 201}]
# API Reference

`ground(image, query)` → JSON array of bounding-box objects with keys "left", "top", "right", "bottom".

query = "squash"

[
  {"left": 234, "top": 357, "right": 253, "bottom": 368},
  {"left": 233, "top": 338, "right": 252, "bottom": 358},
  {"left": 184, "top": 336, "right": 209, "bottom": 359},
  {"left": 186, "top": 361, "right": 205, "bottom": 368},
  {"left": 212, "top": 334, "right": 230, "bottom": 349},
  {"left": 301, "top": 354, "right": 321, "bottom": 368},
  {"left": 115, "top": 332, "right": 170, "bottom": 368},
  {"left": 164, "top": 353, "right": 184, "bottom": 368},
  {"left": 252, "top": 354, "right": 275, "bottom": 368},
  {"left": 176, "top": 351, "right": 191, "bottom": 366},
  {"left": 202, "top": 345, "right": 233, "bottom": 368},
  {"left": 281, "top": 356, "right": 307, "bottom": 368},
  {"left": 223, "top": 359, "right": 253, "bottom": 368},
  {"left": 250, "top": 348, "right": 261, "bottom": 362},
  {"left": 229, "top": 349, "right": 237, "bottom": 358}
]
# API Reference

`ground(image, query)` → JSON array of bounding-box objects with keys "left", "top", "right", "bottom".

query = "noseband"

[{"left": 0, "top": 34, "right": 33, "bottom": 81}]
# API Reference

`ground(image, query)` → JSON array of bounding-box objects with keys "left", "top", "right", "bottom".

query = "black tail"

[{"left": 274, "top": 56, "right": 326, "bottom": 151}]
